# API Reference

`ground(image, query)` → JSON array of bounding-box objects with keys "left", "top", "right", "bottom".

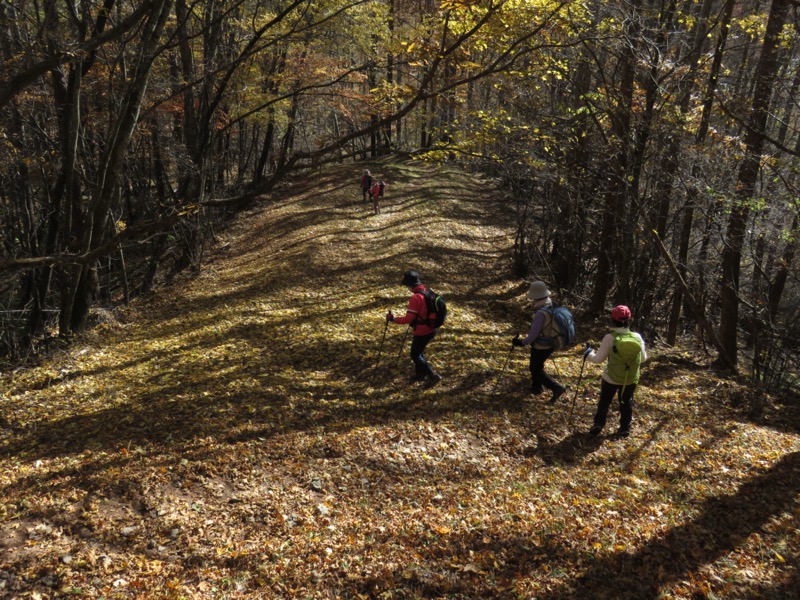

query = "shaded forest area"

[
  {"left": 1, "top": 0, "right": 799, "bottom": 390},
  {"left": 0, "top": 160, "right": 798, "bottom": 598}
]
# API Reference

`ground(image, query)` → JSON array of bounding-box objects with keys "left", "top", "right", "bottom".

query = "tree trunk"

[
  {"left": 590, "top": 0, "right": 639, "bottom": 313},
  {"left": 60, "top": 0, "right": 174, "bottom": 335},
  {"left": 717, "top": 0, "right": 790, "bottom": 368},
  {"left": 657, "top": 0, "right": 716, "bottom": 343},
  {"left": 767, "top": 212, "right": 798, "bottom": 325},
  {"left": 692, "top": 0, "right": 735, "bottom": 337},
  {"left": 553, "top": 59, "right": 592, "bottom": 291}
]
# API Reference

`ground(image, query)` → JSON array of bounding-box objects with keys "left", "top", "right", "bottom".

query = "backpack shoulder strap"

[
  {"left": 422, "top": 287, "right": 435, "bottom": 316},
  {"left": 411, "top": 288, "right": 432, "bottom": 327},
  {"left": 534, "top": 306, "right": 556, "bottom": 340}
]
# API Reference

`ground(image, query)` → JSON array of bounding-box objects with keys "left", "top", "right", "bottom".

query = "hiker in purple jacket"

[{"left": 512, "top": 281, "right": 567, "bottom": 403}]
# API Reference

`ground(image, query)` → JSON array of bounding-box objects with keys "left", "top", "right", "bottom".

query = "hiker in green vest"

[{"left": 584, "top": 305, "right": 647, "bottom": 438}]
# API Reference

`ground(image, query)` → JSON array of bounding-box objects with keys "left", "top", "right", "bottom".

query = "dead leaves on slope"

[{"left": 1, "top": 161, "right": 799, "bottom": 599}]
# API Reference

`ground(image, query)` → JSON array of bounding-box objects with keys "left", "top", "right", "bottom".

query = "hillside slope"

[{"left": 1, "top": 158, "right": 798, "bottom": 599}]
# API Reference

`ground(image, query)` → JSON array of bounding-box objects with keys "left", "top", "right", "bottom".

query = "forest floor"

[{"left": 1, "top": 158, "right": 799, "bottom": 600}]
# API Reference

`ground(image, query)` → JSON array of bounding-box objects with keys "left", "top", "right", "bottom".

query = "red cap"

[{"left": 611, "top": 305, "right": 632, "bottom": 322}]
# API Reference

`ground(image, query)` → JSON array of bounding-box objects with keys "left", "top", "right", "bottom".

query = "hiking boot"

[
  {"left": 615, "top": 428, "right": 630, "bottom": 438},
  {"left": 588, "top": 425, "right": 602, "bottom": 436},
  {"left": 424, "top": 372, "right": 443, "bottom": 388},
  {"left": 530, "top": 385, "right": 543, "bottom": 395},
  {"left": 548, "top": 386, "right": 566, "bottom": 404}
]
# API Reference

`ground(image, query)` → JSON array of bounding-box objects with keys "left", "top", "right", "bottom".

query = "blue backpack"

[{"left": 537, "top": 304, "right": 575, "bottom": 349}]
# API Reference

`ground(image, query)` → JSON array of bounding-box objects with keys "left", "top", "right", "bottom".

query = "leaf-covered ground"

[{"left": 1, "top": 159, "right": 799, "bottom": 599}]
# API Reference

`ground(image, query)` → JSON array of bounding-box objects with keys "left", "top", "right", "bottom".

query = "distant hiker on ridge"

[
  {"left": 584, "top": 305, "right": 647, "bottom": 438},
  {"left": 370, "top": 179, "right": 385, "bottom": 215},
  {"left": 386, "top": 270, "right": 445, "bottom": 388},
  {"left": 360, "top": 169, "right": 372, "bottom": 202},
  {"left": 511, "top": 281, "right": 568, "bottom": 403}
]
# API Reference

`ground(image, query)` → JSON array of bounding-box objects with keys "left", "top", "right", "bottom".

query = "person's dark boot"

[
  {"left": 548, "top": 386, "right": 566, "bottom": 404},
  {"left": 424, "top": 372, "right": 443, "bottom": 388}
]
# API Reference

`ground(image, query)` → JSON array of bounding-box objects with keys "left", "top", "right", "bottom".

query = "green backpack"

[{"left": 608, "top": 331, "right": 643, "bottom": 385}]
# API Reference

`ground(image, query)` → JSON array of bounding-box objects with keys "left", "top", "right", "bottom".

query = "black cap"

[{"left": 401, "top": 270, "right": 421, "bottom": 286}]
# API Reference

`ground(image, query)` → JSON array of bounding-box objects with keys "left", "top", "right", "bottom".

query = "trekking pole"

[
  {"left": 550, "top": 354, "right": 562, "bottom": 379},
  {"left": 392, "top": 327, "right": 410, "bottom": 368},
  {"left": 374, "top": 319, "right": 390, "bottom": 370},
  {"left": 491, "top": 344, "right": 515, "bottom": 396},
  {"left": 567, "top": 345, "right": 591, "bottom": 423}
]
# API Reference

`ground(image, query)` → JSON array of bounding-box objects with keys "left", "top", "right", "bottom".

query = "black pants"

[
  {"left": 593, "top": 379, "right": 636, "bottom": 431},
  {"left": 529, "top": 347, "right": 562, "bottom": 393},
  {"left": 410, "top": 331, "right": 436, "bottom": 377}
]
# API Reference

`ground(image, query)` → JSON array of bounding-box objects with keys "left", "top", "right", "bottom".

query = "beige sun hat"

[{"left": 527, "top": 280, "right": 551, "bottom": 301}]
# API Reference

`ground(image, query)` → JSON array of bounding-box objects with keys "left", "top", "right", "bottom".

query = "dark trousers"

[
  {"left": 410, "top": 331, "right": 436, "bottom": 377},
  {"left": 529, "top": 347, "right": 562, "bottom": 393},
  {"left": 593, "top": 379, "right": 636, "bottom": 431}
]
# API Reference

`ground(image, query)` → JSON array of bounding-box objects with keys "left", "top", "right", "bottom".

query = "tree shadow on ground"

[
  {"left": 339, "top": 451, "right": 800, "bottom": 599},
  {"left": 536, "top": 450, "right": 800, "bottom": 599},
  {"left": 2, "top": 159, "right": 797, "bottom": 599}
]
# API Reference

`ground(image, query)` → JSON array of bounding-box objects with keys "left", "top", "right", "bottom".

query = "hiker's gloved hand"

[
  {"left": 386, "top": 311, "right": 394, "bottom": 322},
  {"left": 583, "top": 346, "right": 593, "bottom": 358},
  {"left": 512, "top": 336, "right": 524, "bottom": 347}
]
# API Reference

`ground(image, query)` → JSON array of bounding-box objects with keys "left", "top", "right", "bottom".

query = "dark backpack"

[
  {"left": 537, "top": 304, "right": 575, "bottom": 349},
  {"left": 419, "top": 287, "right": 448, "bottom": 329}
]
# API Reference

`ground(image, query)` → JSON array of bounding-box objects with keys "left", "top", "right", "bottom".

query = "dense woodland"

[{"left": 1, "top": 0, "right": 799, "bottom": 389}]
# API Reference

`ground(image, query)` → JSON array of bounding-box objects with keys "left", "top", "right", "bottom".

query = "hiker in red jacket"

[
  {"left": 370, "top": 180, "right": 385, "bottom": 214},
  {"left": 386, "top": 270, "right": 442, "bottom": 388}
]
